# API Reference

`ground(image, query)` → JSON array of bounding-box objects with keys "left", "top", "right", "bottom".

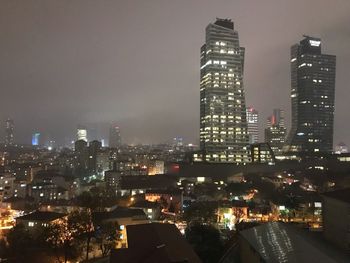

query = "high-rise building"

[
  {"left": 5, "top": 119, "right": 14, "bottom": 145},
  {"left": 199, "top": 18, "right": 249, "bottom": 163},
  {"left": 32, "top": 132, "right": 40, "bottom": 146},
  {"left": 285, "top": 36, "right": 336, "bottom": 153},
  {"left": 265, "top": 109, "right": 286, "bottom": 156},
  {"left": 109, "top": 125, "right": 121, "bottom": 148},
  {"left": 77, "top": 125, "right": 88, "bottom": 142},
  {"left": 335, "top": 142, "right": 348, "bottom": 154},
  {"left": 246, "top": 107, "right": 259, "bottom": 144}
]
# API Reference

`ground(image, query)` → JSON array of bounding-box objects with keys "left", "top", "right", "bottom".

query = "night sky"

[{"left": 1, "top": 0, "right": 350, "bottom": 146}]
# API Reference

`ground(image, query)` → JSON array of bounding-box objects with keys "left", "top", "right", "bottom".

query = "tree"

[
  {"left": 183, "top": 201, "right": 217, "bottom": 224},
  {"left": 185, "top": 223, "right": 224, "bottom": 263},
  {"left": 6, "top": 224, "right": 34, "bottom": 258},
  {"left": 45, "top": 210, "right": 94, "bottom": 262},
  {"left": 67, "top": 210, "right": 94, "bottom": 261},
  {"left": 94, "top": 221, "right": 120, "bottom": 256}
]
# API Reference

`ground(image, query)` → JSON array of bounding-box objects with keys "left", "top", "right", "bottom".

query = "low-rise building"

[
  {"left": 16, "top": 210, "right": 66, "bottom": 229},
  {"left": 92, "top": 207, "right": 149, "bottom": 248},
  {"left": 130, "top": 200, "right": 161, "bottom": 220}
]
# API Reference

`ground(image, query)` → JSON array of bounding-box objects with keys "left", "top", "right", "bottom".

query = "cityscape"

[{"left": 0, "top": 1, "right": 350, "bottom": 263}]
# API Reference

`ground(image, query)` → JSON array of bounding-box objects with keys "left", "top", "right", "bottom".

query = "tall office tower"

[
  {"left": 32, "top": 132, "right": 40, "bottom": 146},
  {"left": 199, "top": 18, "right": 249, "bottom": 163},
  {"left": 109, "top": 124, "right": 121, "bottom": 148},
  {"left": 88, "top": 140, "right": 102, "bottom": 174},
  {"left": 246, "top": 107, "right": 259, "bottom": 144},
  {"left": 74, "top": 139, "right": 88, "bottom": 171},
  {"left": 77, "top": 125, "right": 88, "bottom": 142},
  {"left": 5, "top": 119, "right": 14, "bottom": 145},
  {"left": 285, "top": 36, "right": 336, "bottom": 153},
  {"left": 265, "top": 109, "right": 286, "bottom": 155}
]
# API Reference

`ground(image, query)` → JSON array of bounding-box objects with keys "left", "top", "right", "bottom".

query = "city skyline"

[{"left": 1, "top": 1, "right": 350, "bottom": 146}]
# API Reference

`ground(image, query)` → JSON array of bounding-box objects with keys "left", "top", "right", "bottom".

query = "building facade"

[
  {"left": 200, "top": 18, "right": 249, "bottom": 163},
  {"left": 32, "top": 132, "right": 40, "bottom": 146},
  {"left": 285, "top": 36, "right": 336, "bottom": 153},
  {"left": 77, "top": 125, "right": 88, "bottom": 142},
  {"left": 265, "top": 109, "right": 286, "bottom": 156},
  {"left": 109, "top": 124, "right": 121, "bottom": 148},
  {"left": 5, "top": 118, "right": 14, "bottom": 145},
  {"left": 246, "top": 107, "right": 259, "bottom": 144}
]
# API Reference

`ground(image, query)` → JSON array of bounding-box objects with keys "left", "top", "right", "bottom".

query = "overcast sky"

[{"left": 1, "top": 0, "right": 350, "bottom": 146}]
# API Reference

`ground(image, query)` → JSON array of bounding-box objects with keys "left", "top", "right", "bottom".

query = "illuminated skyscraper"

[
  {"left": 265, "top": 109, "right": 286, "bottom": 156},
  {"left": 77, "top": 126, "right": 88, "bottom": 142},
  {"left": 109, "top": 124, "right": 121, "bottom": 148},
  {"left": 285, "top": 36, "right": 336, "bottom": 153},
  {"left": 32, "top": 132, "right": 40, "bottom": 146},
  {"left": 200, "top": 18, "right": 249, "bottom": 163},
  {"left": 5, "top": 119, "right": 14, "bottom": 145},
  {"left": 246, "top": 107, "right": 259, "bottom": 144}
]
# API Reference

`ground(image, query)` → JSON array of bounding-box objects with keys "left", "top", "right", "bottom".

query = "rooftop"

[
  {"left": 240, "top": 222, "right": 349, "bottom": 263},
  {"left": 92, "top": 207, "right": 147, "bottom": 222},
  {"left": 322, "top": 188, "right": 350, "bottom": 204},
  {"left": 16, "top": 211, "right": 65, "bottom": 222},
  {"left": 110, "top": 223, "right": 201, "bottom": 263}
]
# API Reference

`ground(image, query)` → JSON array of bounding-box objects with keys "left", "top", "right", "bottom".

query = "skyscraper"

[
  {"left": 200, "top": 18, "right": 249, "bottom": 163},
  {"left": 77, "top": 125, "right": 88, "bottom": 142},
  {"left": 285, "top": 36, "right": 336, "bottom": 153},
  {"left": 5, "top": 119, "right": 14, "bottom": 145},
  {"left": 32, "top": 132, "right": 40, "bottom": 146},
  {"left": 246, "top": 107, "right": 259, "bottom": 144},
  {"left": 265, "top": 109, "right": 286, "bottom": 156},
  {"left": 109, "top": 124, "right": 121, "bottom": 148}
]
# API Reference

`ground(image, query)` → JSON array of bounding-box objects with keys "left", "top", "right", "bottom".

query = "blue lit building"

[{"left": 32, "top": 132, "right": 40, "bottom": 146}]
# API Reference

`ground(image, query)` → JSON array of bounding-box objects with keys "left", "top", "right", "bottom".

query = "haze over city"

[{"left": 1, "top": 0, "right": 350, "bottom": 146}]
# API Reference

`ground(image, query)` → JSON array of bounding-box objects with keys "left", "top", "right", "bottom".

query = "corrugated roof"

[{"left": 240, "top": 222, "right": 349, "bottom": 263}]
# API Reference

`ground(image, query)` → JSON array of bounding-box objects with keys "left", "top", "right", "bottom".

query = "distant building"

[
  {"left": 249, "top": 143, "right": 275, "bottom": 164},
  {"left": 285, "top": 36, "right": 336, "bottom": 153},
  {"left": 74, "top": 139, "right": 88, "bottom": 171},
  {"left": 77, "top": 125, "right": 88, "bottom": 142},
  {"left": 5, "top": 118, "right": 14, "bottom": 145},
  {"left": 130, "top": 200, "right": 161, "bottom": 220},
  {"left": 173, "top": 137, "right": 183, "bottom": 148},
  {"left": 145, "top": 189, "right": 183, "bottom": 213},
  {"left": 335, "top": 142, "right": 348, "bottom": 154},
  {"left": 28, "top": 182, "right": 69, "bottom": 202},
  {"left": 32, "top": 132, "right": 40, "bottom": 146},
  {"left": 246, "top": 107, "right": 259, "bottom": 144},
  {"left": 109, "top": 124, "right": 121, "bottom": 148},
  {"left": 200, "top": 18, "right": 249, "bottom": 163},
  {"left": 148, "top": 160, "right": 164, "bottom": 175},
  {"left": 105, "top": 170, "right": 122, "bottom": 190},
  {"left": 88, "top": 140, "right": 102, "bottom": 174},
  {"left": 265, "top": 109, "right": 286, "bottom": 156},
  {"left": 96, "top": 150, "right": 111, "bottom": 175}
]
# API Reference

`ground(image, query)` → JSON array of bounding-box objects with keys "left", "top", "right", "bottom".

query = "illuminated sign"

[{"left": 309, "top": 40, "right": 321, "bottom": 47}]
